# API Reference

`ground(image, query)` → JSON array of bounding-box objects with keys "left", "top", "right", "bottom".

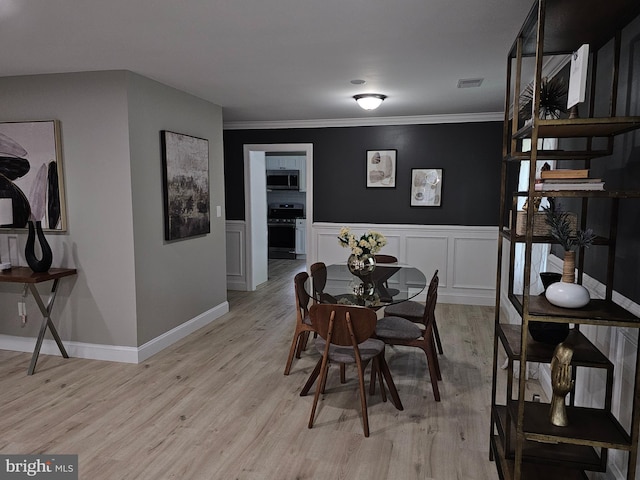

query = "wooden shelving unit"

[{"left": 490, "top": 1, "right": 640, "bottom": 479}]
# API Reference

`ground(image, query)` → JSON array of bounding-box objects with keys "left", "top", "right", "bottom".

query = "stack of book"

[{"left": 535, "top": 168, "right": 605, "bottom": 191}]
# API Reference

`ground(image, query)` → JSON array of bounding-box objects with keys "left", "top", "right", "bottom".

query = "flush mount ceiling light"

[{"left": 353, "top": 93, "right": 387, "bottom": 110}]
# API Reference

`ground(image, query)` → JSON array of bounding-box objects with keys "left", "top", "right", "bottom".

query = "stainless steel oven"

[{"left": 268, "top": 203, "right": 304, "bottom": 259}]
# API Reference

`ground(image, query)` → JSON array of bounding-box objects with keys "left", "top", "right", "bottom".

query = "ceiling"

[{"left": 0, "top": 0, "right": 534, "bottom": 126}]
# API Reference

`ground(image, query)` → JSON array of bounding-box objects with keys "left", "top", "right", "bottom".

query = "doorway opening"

[{"left": 243, "top": 143, "right": 313, "bottom": 290}]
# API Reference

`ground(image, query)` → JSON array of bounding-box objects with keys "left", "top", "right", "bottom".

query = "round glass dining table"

[{"left": 305, "top": 263, "right": 427, "bottom": 309}]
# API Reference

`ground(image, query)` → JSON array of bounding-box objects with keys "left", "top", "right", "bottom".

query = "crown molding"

[{"left": 223, "top": 112, "right": 504, "bottom": 130}]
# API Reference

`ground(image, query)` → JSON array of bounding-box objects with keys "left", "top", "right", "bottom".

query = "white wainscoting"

[
  {"left": 227, "top": 221, "right": 498, "bottom": 305},
  {"left": 226, "top": 221, "right": 247, "bottom": 291}
]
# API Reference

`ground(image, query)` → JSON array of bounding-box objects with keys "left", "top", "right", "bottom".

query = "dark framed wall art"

[
  {"left": 161, "top": 131, "right": 210, "bottom": 241},
  {"left": 366, "top": 150, "right": 396, "bottom": 187},
  {"left": 0, "top": 120, "right": 67, "bottom": 231},
  {"left": 411, "top": 168, "right": 443, "bottom": 207}
]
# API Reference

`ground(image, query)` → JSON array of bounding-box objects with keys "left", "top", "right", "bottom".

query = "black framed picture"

[
  {"left": 366, "top": 150, "right": 396, "bottom": 188},
  {"left": 161, "top": 131, "right": 210, "bottom": 241},
  {"left": 411, "top": 168, "right": 443, "bottom": 206}
]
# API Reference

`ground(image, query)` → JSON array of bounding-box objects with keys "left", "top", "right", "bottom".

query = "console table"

[{"left": 0, "top": 266, "right": 77, "bottom": 375}]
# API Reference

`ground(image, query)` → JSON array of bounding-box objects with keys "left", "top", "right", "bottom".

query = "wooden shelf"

[
  {"left": 512, "top": 0, "right": 640, "bottom": 57},
  {"left": 512, "top": 191, "right": 640, "bottom": 199},
  {"left": 491, "top": 435, "right": 588, "bottom": 480},
  {"left": 506, "top": 150, "right": 611, "bottom": 162},
  {"left": 513, "top": 117, "right": 640, "bottom": 140},
  {"left": 493, "top": 405, "right": 605, "bottom": 471},
  {"left": 510, "top": 295, "right": 640, "bottom": 328},
  {"left": 507, "top": 401, "right": 632, "bottom": 450},
  {"left": 497, "top": 324, "right": 612, "bottom": 369},
  {"left": 500, "top": 229, "right": 610, "bottom": 246},
  {"left": 493, "top": 2, "right": 640, "bottom": 478}
]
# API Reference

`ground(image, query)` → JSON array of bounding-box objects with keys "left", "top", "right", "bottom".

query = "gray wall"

[
  {"left": 127, "top": 73, "right": 226, "bottom": 345},
  {"left": 0, "top": 71, "right": 226, "bottom": 348}
]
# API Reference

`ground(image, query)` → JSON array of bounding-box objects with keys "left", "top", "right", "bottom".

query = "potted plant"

[{"left": 542, "top": 200, "right": 595, "bottom": 308}]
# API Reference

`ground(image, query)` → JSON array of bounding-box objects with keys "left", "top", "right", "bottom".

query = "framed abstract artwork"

[
  {"left": 0, "top": 120, "right": 67, "bottom": 231},
  {"left": 411, "top": 168, "right": 443, "bottom": 207},
  {"left": 161, "top": 131, "right": 210, "bottom": 241},
  {"left": 366, "top": 150, "right": 396, "bottom": 188}
]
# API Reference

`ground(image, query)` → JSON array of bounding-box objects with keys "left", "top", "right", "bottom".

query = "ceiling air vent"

[{"left": 457, "top": 78, "right": 484, "bottom": 88}]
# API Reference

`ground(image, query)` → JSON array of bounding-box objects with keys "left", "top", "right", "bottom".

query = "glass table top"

[{"left": 306, "top": 263, "right": 427, "bottom": 309}]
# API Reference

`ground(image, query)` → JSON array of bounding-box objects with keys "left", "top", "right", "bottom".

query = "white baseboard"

[{"left": 0, "top": 301, "right": 229, "bottom": 364}]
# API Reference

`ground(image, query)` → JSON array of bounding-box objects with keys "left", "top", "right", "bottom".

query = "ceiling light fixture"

[{"left": 353, "top": 93, "right": 387, "bottom": 110}]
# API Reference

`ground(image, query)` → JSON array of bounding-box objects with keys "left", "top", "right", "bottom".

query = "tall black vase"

[{"left": 25, "top": 220, "right": 53, "bottom": 273}]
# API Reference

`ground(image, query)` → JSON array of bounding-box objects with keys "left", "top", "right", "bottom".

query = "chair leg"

[
  {"left": 309, "top": 354, "right": 331, "bottom": 429},
  {"left": 369, "top": 362, "right": 376, "bottom": 395},
  {"left": 375, "top": 356, "right": 387, "bottom": 403},
  {"left": 429, "top": 335, "right": 442, "bottom": 380},
  {"left": 422, "top": 344, "right": 441, "bottom": 402},
  {"left": 298, "top": 330, "right": 311, "bottom": 356},
  {"left": 378, "top": 355, "right": 403, "bottom": 411},
  {"left": 300, "top": 358, "right": 322, "bottom": 396},
  {"left": 284, "top": 329, "right": 302, "bottom": 375},
  {"left": 433, "top": 317, "right": 444, "bottom": 354},
  {"left": 319, "top": 362, "right": 330, "bottom": 394},
  {"left": 355, "top": 361, "right": 370, "bottom": 437}
]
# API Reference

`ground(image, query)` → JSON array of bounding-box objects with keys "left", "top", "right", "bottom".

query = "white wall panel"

[
  {"left": 452, "top": 237, "right": 496, "bottom": 290},
  {"left": 226, "top": 221, "right": 247, "bottom": 290}
]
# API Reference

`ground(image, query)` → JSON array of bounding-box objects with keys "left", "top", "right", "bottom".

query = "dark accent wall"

[
  {"left": 551, "top": 15, "right": 640, "bottom": 304},
  {"left": 223, "top": 122, "right": 503, "bottom": 225}
]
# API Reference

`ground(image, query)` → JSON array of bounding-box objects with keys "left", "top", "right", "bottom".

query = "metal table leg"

[{"left": 27, "top": 279, "right": 69, "bottom": 375}]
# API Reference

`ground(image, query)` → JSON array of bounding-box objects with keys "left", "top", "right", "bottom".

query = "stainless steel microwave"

[{"left": 266, "top": 170, "right": 299, "bottom": 190}]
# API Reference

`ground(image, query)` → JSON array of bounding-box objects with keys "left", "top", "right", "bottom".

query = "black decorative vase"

[
  {"left": 25, "top": 220, "right": 53, "bottom": 273},
  {"left": 528, "top": 272, "right": 569, "bottom": 344}
]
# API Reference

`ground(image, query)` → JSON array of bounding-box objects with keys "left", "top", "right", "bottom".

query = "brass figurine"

[{"left": 549, "top": 342, "right": 574, "bottom": 427}]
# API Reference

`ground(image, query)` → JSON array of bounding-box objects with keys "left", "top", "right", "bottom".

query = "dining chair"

[
  {"left": 300, "top": 303, "right": 403, "bottom": 437},
  {"left": 310, "top": 261, "right": 343, "bottom": 304},
  {"left": 373, "top": 254, "right": 400, "bottom": 299},
  {"left": 383, "top": 269, "right": 444, "bottom": 355},
  {"left": 375, "top": 272, "right": 441, "bottom": 401},
  {"left": 374, "top": 254, "right": 398, "bottom": 264},
  {"left": 284, "top": 271, "right": 317, "bottom": 375}
]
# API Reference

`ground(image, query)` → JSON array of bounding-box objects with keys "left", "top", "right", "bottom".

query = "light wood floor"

[{"left": 0, "top": 259, "right": 504, "bottom": 479}]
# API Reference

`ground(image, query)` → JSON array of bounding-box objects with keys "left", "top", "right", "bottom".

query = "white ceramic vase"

[{"left": 545, "top": 281, "right": 590, "bottom": 309}]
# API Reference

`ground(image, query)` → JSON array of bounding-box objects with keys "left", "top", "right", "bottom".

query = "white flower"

[{"left": 337, "top": 227, "right": 387, "bottom": 256}]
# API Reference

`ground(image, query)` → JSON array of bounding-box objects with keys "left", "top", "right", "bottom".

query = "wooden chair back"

[
  {"left": 374, "top": 254, "right": 398, "bottom": 264},
  {"left": 310, "top": 261, "right": 327, "bottom": 299},
  {"left": 310, "top": 304, "right": 377, "bottom": 346},
  {"left": 421, "top": 270, "right": 439, "bottom": 328},
  {"left": 294, "top": 271, "right": 310, "bottom": 319}
]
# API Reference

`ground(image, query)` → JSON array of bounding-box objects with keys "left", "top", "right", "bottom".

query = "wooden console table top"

[{"left": 0, "top": 267, "right": 77, "bottom": 284}]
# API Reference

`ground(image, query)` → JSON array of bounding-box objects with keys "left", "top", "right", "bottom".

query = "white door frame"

[{"left": 243, "top": 143, "right": 313, "bottom": 289}]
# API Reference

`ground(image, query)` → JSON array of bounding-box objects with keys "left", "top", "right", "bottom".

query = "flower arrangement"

[
  {"left": 543, "top": 200, "right": 595, "bottom": 251},
  {"left": 337, "top": 227, "right": 387, "bottom": 257}
]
